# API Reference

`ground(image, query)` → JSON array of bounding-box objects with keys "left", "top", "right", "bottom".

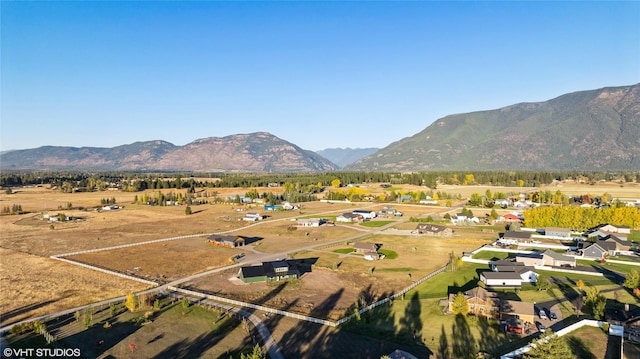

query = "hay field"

[{"left": 0, "top": 247, "right": 147, "bottom": 326}]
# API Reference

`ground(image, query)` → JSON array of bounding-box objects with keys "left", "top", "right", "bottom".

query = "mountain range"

[
  {"left": 347, "top": 83, "right": 640, "bottom": 171},
  {"left": 1, "top": 83, "right": 638, "bottom": 172}
]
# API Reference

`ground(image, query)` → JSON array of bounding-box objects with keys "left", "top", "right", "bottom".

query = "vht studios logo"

[{"left": 3, "top": 347, "right": 81, "bottom": 358}]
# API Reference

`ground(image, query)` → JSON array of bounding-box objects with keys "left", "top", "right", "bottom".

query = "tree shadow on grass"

[
  {"left": 566, "top": 336, "right": 597, "bottom": 359},
  {"left": 1, "top": 298, "right": 64, "bottom": 326},
  {"left": 451, "top": 314, "right": 476, "bottom": 359}
]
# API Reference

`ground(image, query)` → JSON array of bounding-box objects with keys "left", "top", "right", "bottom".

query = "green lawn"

[
  {"left": 577, "top": 258, "right": 639, "bottom": 275},
  {"left": 360, "top": 220, "right": 395, "bottom": 228},
  {"left": 412, "top": 263, "right": 489, "bottom": 299},
  {"left": 333, "top": 248, "right": 354, "bottom": 254},
  {"left": 379, "top": 249, "right": 398, "bottom": 259},
  {"left": 472, "top": 250, "right": 514, "bottom": 260}
]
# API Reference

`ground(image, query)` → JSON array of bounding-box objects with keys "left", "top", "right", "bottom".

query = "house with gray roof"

[{"left": 415, "top": 223, "right": 453, "bottom": 237}]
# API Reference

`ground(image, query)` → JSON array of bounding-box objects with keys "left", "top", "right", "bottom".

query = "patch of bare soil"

[{"left": 0, "top": 248, "right": 147, "bottom": 326}]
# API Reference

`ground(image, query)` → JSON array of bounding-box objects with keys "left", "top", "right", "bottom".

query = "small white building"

[
  {"left": 243, "top": 212, "right": 262, "bottom": 221},
  {"left": 297, "top": 218, "right": 324, "bottom": 227},
  {"left": 480, "top": 272, "right": 523, "bottom": 288},
  {"left": 353, "top": 209, "right": 376, "bottom": 219}
]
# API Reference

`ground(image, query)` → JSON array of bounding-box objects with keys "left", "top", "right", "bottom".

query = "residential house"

[
  {"left": 497, "top": 231, "right": 532, "bottom": 245},
  {"left": 480, "top": 271, "right": 523, "bottom": 288},
  {"left": 599, "top": 224, "right": 631, "bottom": 235},
  {"left": 586, "top": 224, "right": 632, "bottom": 238},
  {"left": 378, "top": 206, "right": 397, "bottom": 216},
  {"left": 447, "top": 286, "right": 500, "bottom": 318},
  {"left": 353, "top": 242, "right": 380, "bottom": 260},
  {"left": 516, "top": 250, "right": 575, "bottom": 268},
  {"left": 352, "top": 209, "right": 377, "bottom": 220},
  {"left": 491, "top": 263, "right": 538, "bottom": 284},
  {"left": 450, "top": 213, "right": 480, "bottom": 225},
  {"left": 336, "top": 213, "right": 362, "bottom": 223},
  {"left": 207, "top": 235, "right": 245, "bottom": 248},
  {"left": 243, "top": 212, "right": 262, "bottom": 221},
  {"left": 494, "top": 199, "right": 511, "bottom": 208},
  {"left": 542, "top": 249, "right": 576, "bottom": 267},
  {"left": 415, "top": 224, "right": 453, "bottom": 237},
  {"left": 581, "top": 242, "right": 609, "bottom": 260},
  {"left": 545, "top": 227, "right": 572, "bottom": 238},
  {"left": 602, "top": 235, "right": 633, "bottom": 255},
  {"left": 490, "top": 260, "right": 524, "bottom": 272},
  {"left": 501, "top": 300, "right": 536, "bottom": 325},
  {"left": 238, "top": 260, "right": 301, "bottom": 283},
  {"left": 588, "top": 229, "right": 629, "bottom": 241},
  {"left": 297, "top": 218, "right": 325, "bottom": 227}
]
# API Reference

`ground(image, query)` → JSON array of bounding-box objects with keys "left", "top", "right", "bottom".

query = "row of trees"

[
  {"left": 2, "top": 170, "right": 638, "bottom": 191},
  {"left": 522, "top": 206, "right": 640, "bottom": 230},
  {"left": 1, "top": 204, "right": 23, "bottom": 214}
]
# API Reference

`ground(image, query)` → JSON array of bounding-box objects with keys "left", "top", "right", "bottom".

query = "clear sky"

[{"left": 2, "top": 1, "right": 639, "bottom": 152}]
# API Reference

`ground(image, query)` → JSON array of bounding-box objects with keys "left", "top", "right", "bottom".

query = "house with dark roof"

[
  {"left": 415, "top": 223, "right": 453, "bottom": 237},
  {"left": 497, "top": 231, "right": 532, "bottom": 245},
  {"left": 207, "top": 235, "right": 245, "bottom": 248},
  {"left": 480, "top": 271, "right": 523, "bottom": 288},
  {"left": 581, "top": 242, "right": 609, "bottom": 260},
  {"left": 238, "top": 260, "right": 301, "bottom": 283},
  {"left": 490, "top": 260, "right": 524, "bottom": 272}
]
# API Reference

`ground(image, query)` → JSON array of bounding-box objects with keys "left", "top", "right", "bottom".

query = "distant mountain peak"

[{"left": 0, "top": 132, "right": 339, "bottom": 172}]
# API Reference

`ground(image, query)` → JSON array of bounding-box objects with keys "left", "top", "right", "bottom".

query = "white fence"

[
  {"left": 53, "top": 234, "right": 208, "bottom": 258},
  {"left": 50, "top": 256, "right": 159, "bottom": 285},
  {"left": 500, "top": 319, "right": 603, "bottom": 359}
]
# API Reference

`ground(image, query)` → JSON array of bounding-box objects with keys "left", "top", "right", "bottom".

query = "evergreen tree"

[{"left": 523, "top": 330, "right": 576, "bottom": 359}]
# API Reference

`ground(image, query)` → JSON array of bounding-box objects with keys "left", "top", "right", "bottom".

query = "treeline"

[
  {"left": 1, "top": 170, "right": 638, "bottom": 191},
  {"left": 522, "top": 207, "right": 640, "bottom": 231}
]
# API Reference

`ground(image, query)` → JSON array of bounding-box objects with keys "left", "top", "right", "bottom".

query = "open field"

[{"left": 0, "top": 248, "right": 148, "bottom": 327}]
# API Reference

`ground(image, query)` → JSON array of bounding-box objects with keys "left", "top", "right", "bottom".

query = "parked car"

[
  {"left": 539, "top": 309, "right": 548, "bottom": 320},
  {"left": 549, "top": 311, "right": 557, "bottom": 320},
  {"left": 536, "top": 322, "right": 546, "bottom": 331}
]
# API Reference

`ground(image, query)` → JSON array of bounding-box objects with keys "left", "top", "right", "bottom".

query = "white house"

[
  {"left": 336, "top": 213, "right": 362, "bottom": 223},
  {"left": 297, "top": 218, "right": 324, "bottom": 227},
  {"left": 480, "top": 272, "right": 523, "bottom": 288},
  {"left": 353, "top": 209, "right": 376, "bottom": 220},
  {"left": 243, "top": 212, "right": 262, "bottom": 221}
]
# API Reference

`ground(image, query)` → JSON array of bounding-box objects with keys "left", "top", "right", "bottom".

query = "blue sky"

[{"left": 2, "top": 1, "right": 639, "bottom": 152}]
